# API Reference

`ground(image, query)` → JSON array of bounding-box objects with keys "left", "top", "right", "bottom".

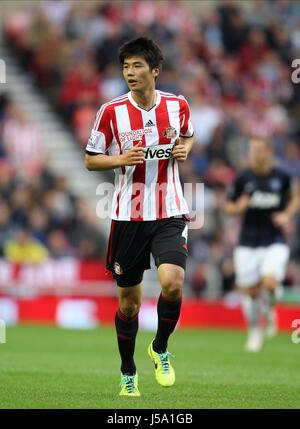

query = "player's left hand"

[
  {"left": 172, "top": 138, "right": 187, "bottom": 162},
  {"left": 272, "top": 211, "right": 290, "bottom": 229}
]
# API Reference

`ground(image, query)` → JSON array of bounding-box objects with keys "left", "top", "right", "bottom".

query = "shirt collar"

[{"left": 128, "top": 90, "right": 161, "bottom": 112}]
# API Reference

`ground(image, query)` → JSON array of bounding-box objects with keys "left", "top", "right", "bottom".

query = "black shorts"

[{"left": 106, "top": 216, "right": 189, "bottom": 287}]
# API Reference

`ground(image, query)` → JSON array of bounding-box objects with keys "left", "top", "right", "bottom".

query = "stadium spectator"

[
  {"left": 0, "top": 202, "right": 18, "bottom": 257},
  {"left": 47, "top": 229, "right": 74, "bottom": 258},
  {"left": 0, "top": 93, "right": 106, "bottom": 266},
  {"left": 4, "top": 227, "right": 49, "bottom": 264},
  {"left": 28, "top": 207, "right": 50, "bottom": 245},
  {"left": 190, "top": 264, "right": 207, "bottom": 299},
  {"left": 2, "top": 102, "right": 45, "bottom": 177},
  {"left": 58, "top": 58, "right": 102, "bottom": 120},
  {"left": 41, "top": 0, "right": 74, "bottom": 26},
  {"left": 70, "top": 199, "right": 106, "bottom": 260},
  {"left": 0, "top": 160, "right": 16, "bottom": 201},
  {"left": 277, "top": 140, "right": 300, "bottom": 177},
  {"left": 10, "top": 186, "right": 32, "bottom": 227}
]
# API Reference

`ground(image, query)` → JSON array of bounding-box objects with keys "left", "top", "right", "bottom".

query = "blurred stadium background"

[
  {"left": 0, "top": 0, "right": 300, "bottom": 328},
  {"left": 0, "top": 1, "right": 300, "bottom": 339},
  {"left": 1, "top": 0, "right": 300, "bottom": 410}
]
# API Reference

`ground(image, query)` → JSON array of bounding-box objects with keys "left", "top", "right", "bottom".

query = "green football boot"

[
  {"left": 148, "top": 340, "right": 175, "bottom": 387},
  {"left": 119, "top": 373, "right": 140, "bottom": 397}
]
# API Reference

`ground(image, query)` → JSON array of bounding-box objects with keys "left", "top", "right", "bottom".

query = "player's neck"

[
  {"left": 252, "top": 163, "right": 272, "bottom": 175},
  {"left": 131, "top": 87, "right": 157, "bottom": 111}
]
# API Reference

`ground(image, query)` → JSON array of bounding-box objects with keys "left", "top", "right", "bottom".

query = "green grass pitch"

[{"left": 0, "top": 324, "right": 299, "bottom": 409}]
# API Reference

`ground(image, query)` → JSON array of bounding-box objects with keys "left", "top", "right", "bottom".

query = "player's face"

[
  {"left": 249, "top": 139, "right": 272, "bottom": 169},
  {"left": 122, "top": 55, "right": 159, "bottom": 91}
]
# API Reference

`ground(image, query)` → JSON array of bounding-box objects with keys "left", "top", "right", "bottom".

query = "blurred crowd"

[
  {"left": 3, "top": 0, "right": 300, "bottom": 297},
  {"left": 0, "top": 93, "right": 106, "bottom": 263}
]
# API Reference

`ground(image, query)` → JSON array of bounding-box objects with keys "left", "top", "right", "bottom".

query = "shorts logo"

[
  {"left": 181, "top": 224, "right": 188, "bottom": 241},
  {"left": 114, "top": 262, "right": 123, "bottom": 275},
  {"left": 163, "top": 126, "right": 177, "bottom": 138}
]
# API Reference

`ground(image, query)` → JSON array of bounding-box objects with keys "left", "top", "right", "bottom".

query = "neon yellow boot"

[
  {"left": 119, "top": 373, "right": 140, "bottom": 397},
  {"left": 148, "top": 340, "right": 175, "bottom": 387}
]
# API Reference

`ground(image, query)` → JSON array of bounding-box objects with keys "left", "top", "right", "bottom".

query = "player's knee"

[
  {"left": 261, "top": 276, "right": 278, "bottom": 292},
  {"left": 119, "top": 297, "right": 141, "bottom": 317},
  {"left": 238, "top": 284, "right": 260, "bottom": 298},
  {"left": 161, "top": 278, "right": 183, "bottom": 301}
]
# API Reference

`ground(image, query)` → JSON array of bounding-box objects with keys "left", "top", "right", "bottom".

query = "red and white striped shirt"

[{"left": 86, "top": 90, "right": 194, "bottom": 221}]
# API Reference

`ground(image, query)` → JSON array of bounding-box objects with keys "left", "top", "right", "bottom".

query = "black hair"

[{"left": 119, "top": 37, "right": 164, "bottom": 71}]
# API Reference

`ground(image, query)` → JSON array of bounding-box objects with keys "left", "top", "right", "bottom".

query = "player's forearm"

[
  {"left": 283, "top": 194, "right": 300, "bottom": 218},
  {"left": 223, "top": 201, "right": 244, "bottom": 215},
  {"left": 85, "top": 153, "right": 125, "bottom": 171}
]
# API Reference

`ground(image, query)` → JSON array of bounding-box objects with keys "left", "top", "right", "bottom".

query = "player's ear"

[{"left": 152, "top": 67, "right": 160, "bottom": 79}]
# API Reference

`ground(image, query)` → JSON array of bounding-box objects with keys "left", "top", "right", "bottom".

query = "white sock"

[
  {"left": 241, "top": 295, "right": 260, "bottom": 330},
  {"left": 261, "top": 289, "right": 276, "bottom": 328}
]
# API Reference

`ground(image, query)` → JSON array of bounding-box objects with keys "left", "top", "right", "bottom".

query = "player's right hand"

[
  {"left": 121, "top": 141, "right": 145, "bottom": 166},
  {"left": 271, "top": 211, "right": 290, "bottom": 229},
  {"left": 236, "top": 194, "right": 250, "bottom": 213}
]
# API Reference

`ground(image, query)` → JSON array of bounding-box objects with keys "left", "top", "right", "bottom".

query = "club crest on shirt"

[
  {"left": 163, "top": 126, "right": 177, "bottom": 138},
  {"left": 114, "top": 262, "right": 123, "bottom": 275}
]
